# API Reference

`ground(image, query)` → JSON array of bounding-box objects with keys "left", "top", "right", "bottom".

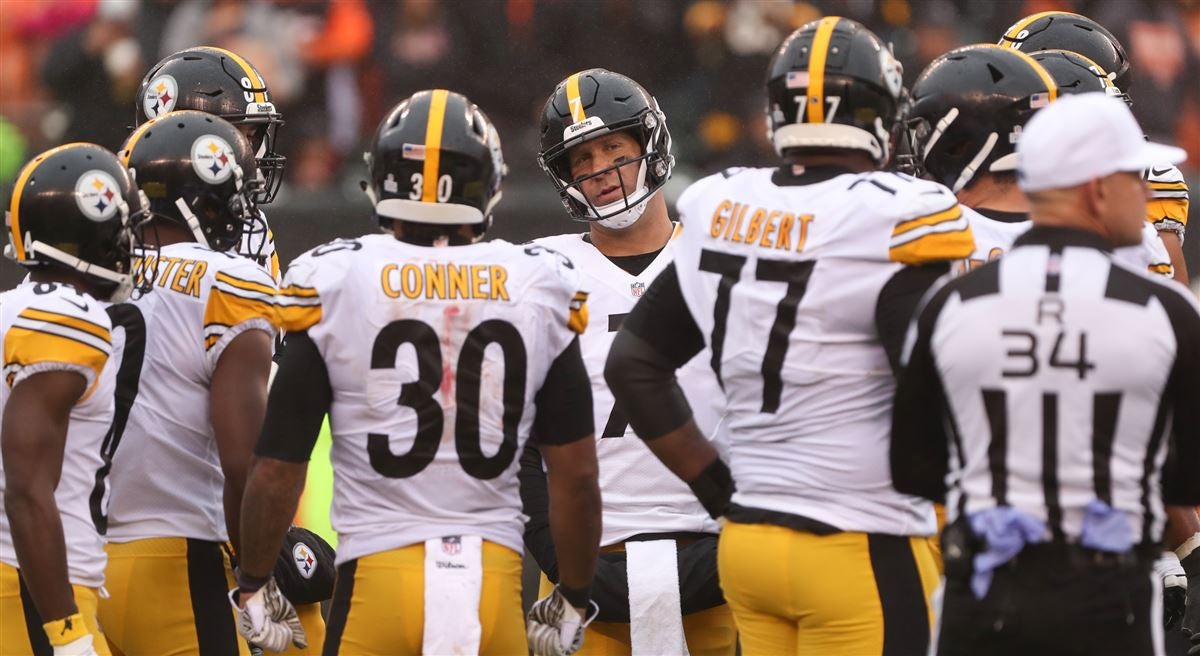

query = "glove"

[
  {"left": 527, "top": 586, "right": 598, "bottom": 656},
  {"left": 1155, "top": 551, "right": 1187, "bottom": 630},
  {"left": 43, "top": 613, "right": 96, "bottom": 656},
  {"left": 52, "top": 635, "right": 97, "bottom": 656},
  {"left": 1180, "top": 534, "right": 1200, "bottom": 637},
  {"left": 1190, "top": 632, "right": 1200, "bottom": 656},
  {"left": 229, "top": 578, "right": 308, "bottom": 652}
]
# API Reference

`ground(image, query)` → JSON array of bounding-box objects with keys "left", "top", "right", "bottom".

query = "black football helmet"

[
  {"left": 6, "top": 143, "right": 150, "bottom": 301},
  {"left": 364, "top": 89, "right": 505, "bottom": 234},
  {"left": 904, "top": 45, "right": 1058, "bottom": 192},
  {"left": 121, "top": 110, "right": 261, "bottom": 253},
  {"left": 766, "top": 16, "right": 904, "bottom": 164},
  {"left": 1029, "top": 49, "right": 1129, "bottom": 104},
  {"left": 538, "top": 69, "right": 673, "bottom": 229},
  {"left": 997, "top": 12, "right": 1131, "bottom": 96},
  {"left": 137, "top": 46, "right": 285, "bottom": 204}
]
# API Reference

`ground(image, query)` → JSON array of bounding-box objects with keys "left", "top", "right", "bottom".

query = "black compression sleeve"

[
  {"left": 533, "top": 336, "right": 593, "bottom": 446},
  {"left": 890, "top": 282, "right": 955, "bottom": 503},
  {"left": 876, "top": 263, "right": 950, "bottom": 374},
  {"left": 518, "top": 442, "right": 559, "bottom": 582},
  {"left": 254, "top": 330, "right": 331, "bottom": 462},
  {"left": 606, "top": 264, "right": 704, "bottom": 440},
  {"left": 1159, "top": 287, "right": 1200, "bottom": 505}
]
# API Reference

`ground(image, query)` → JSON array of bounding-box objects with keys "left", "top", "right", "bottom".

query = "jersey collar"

[{"left": 1013, "top": 226, "right": 1113, "bottom": 252}]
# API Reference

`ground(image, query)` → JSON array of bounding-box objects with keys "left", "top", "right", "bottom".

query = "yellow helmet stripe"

[
  {"left": 1005, "top": 47, "right": 1059, "bottom": 102},
  {"left": 8, "top": 143, "right": 91, "bottom": 262},
  {"left": 421, "top": 89, "right": 450, "bottom": 203},
  {"left": 805, "top": 16, "right": 841, "bottom": 124},
  {"left": 200, "top": 46, "right": 267, "bottom": 103},
  {"left": 566, "top": 73, "right": 586, "bottom": 124},
  {"left": 1001, "top": 11, "right": 1082, "bottom": 45}
]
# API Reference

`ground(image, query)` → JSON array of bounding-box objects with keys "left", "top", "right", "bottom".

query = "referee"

[{"left": 891, "top": 92, "right": 1200, "bottom": 656}]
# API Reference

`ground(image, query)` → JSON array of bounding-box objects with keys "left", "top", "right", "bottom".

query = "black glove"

[
  {"left": 273, "top": 526, "right": 337, "bottom": 605},
  {"left": 1182, "top": 545, "right": 1200, "bottom": 637}
]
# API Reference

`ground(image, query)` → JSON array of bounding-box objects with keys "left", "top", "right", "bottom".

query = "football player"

[
  {"left": 134, "top": 45, "right": 329, "bottom": 653},
  {"left": 136, "top": 46, "right": 286, "bottom": 280},
  {"left": 96, "top": 111, "right": 297, "bottom": 655},
  {"left": 520, "top": 69, "right": 735, "bottom": 656},
  {"left": 606, "top": 17, "right": 964, "bottom": 654},
  {"left": 2, "top": 143, "right": 147, "bottom": 655},
  {"left": 231, "top": 90, "right": 601, "bottom": 656},
  {"left": 998, "top": 11, "right": 1191, "bottom": 284}
]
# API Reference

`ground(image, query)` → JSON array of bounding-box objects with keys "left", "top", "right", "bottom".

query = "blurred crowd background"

[{"left": 2, "top": 0, "right": 1198, "bottom": 288}]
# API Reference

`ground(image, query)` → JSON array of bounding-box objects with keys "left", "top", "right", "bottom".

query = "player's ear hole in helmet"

[
  {"left": 537, "top": 69, "right": 674, "bottom": 231},
  {"left": 5, "top": 143, "right": 152, "bottom": 302},
  {"left": 904, "top": 44, "right": 1057, "bottom": 193},
  {"left": 121, "top": 110, "right": 265, "bottom": 256},
  {"left": 137, "top": 46, "right": 286, "bottom": 205},
  {"left": 362, "top": 89, "right": 505, "bottom": 246},
  {"left": 765, "top": 17, "right": 905, "bottom": 166}
]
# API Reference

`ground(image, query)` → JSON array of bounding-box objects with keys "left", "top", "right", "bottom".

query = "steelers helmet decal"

[
  {"left": 142, "top": 74, "right": 179, "bottom": 118},
  {"left": 191, "top": 135, "right": 238, "bottom": 184},
  {"left": 74, "top": 170, "right": 123, "bottom": 222}
]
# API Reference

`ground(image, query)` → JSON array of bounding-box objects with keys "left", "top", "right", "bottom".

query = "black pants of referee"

[{"left": 936, "top": 544, "right": 1163, "bottom": 656}]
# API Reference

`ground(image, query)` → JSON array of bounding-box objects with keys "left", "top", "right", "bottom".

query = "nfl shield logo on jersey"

[
  {"left": 442, "top": 536, "right": 462, "bottom": 555},
  {"left": 630, "top": 282, "right": 645, "bottom": 297}
]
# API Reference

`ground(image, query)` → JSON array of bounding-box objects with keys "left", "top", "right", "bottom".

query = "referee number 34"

[{"left": 1001, "top": 329, "right": 1096, "bottom": 380}]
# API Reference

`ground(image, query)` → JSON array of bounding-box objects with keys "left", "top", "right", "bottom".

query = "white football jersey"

[
  {"left": 959, "top": 208, "right": 1174, "bottom": 278},
  {"left": 533, "top": 229, "right": 723, "bottom": 546},
  {"left": 0, "top": 282, "right": 112, "bottom": 586},
  {"left": 1146, "top": 163, "right": 1189, "bottom": 238},
  {"left": 673, "top": 167, "right": 978, "bottom": 536},
  {"left": 276, "top": 235, "right": 589, "bottom": 564},
  {"left": 106, "top": 242, "right": 279, "bottom": 543}
]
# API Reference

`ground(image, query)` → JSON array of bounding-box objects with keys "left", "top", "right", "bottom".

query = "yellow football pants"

[
  {"left": 718, "top": 521, "right": 940, "bottom": 655},
  {"left": 322, "top": 541, "right": 526, "bottom": 655},
  {"left": 537, "top": 573, "right": 737, "bottom": 656},
  {"left": 0, "top": 563, "right": 111, "bottom": 655}
]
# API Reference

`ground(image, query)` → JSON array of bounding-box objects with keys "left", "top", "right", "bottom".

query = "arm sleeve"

[
  {"left": 1160, "top": 289, "right": 1200, "bottom": 505},
  {"left": 876, "top": 263, "right": 951, "bottom": 374},
  {"left": 890, "top": 283, "right": 955, "bottom": 503},
  {"left": 254, "top": 331, "right": 331, "bottom": 463},
  {"left": 532, "top": 336, "right": 593, "bottom": 446},
  {"left": 606, "top": 263, "right": 706, "bottom": 440}
]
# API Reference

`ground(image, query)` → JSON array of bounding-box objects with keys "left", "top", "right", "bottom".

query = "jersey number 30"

[{"left": 368, "top": 319, "right": 526, "bottom": 480}]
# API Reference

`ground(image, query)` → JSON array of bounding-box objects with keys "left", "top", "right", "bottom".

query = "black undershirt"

[
  {"left": 582, "top": 234, "right": 663, "bottom": 277},
  {"left": 973, "top": 207, "right": 1028, "bottom": 224}
]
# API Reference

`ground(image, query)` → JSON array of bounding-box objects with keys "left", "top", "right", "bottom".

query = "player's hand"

[
  {"left": 229, "top": 579, "right": 308, "bottom": 652},
  {"left": 527, "top": 586, "right": 598, "bottom": 656},
  {"left": 1154, "top": 551, "right": 1187, "bottom": 629},
  {"left": 52, "top": 634, "right": 97, "bottom": 656}
]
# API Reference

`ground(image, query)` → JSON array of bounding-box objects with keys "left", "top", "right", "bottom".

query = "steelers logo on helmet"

[
  {"left": 292, "top": 542, "right": 316, "bottom": 580},
  {"left": 74, "top": 169, "right": 123, "bottom": 222},
  {"left": 191, "top": 134, "right": 237, "bottom": 184},
  {"left": 142, "top": 74, "right": 178, "bottom": 118}
]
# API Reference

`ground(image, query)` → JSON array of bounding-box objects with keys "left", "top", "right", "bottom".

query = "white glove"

[
  {"left": 527, "top": 586, "right": 598, "bottom": 656},
  {"left": 1155, "top": 551, "right": 1187, "bottom": 630},
  {"left": 52, "top": 634, "right": 97, "bottom": 656},
  {"left": 229, "top": 579, "right": 308, "bottom": 652}
]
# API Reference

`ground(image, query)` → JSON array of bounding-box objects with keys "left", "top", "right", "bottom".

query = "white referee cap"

[{"left": 1017, "top": 93, "right": 1187, "bottom": 192}]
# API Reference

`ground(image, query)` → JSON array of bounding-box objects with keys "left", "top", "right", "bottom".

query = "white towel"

[
  {"left": 626, "top": 539, "right": 689, "bottom": 655},
  {"left": 422, "top": 535, "right": 483, "bottom": 655}
]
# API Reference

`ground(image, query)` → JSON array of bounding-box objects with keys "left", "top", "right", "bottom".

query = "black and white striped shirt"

[{"left": 891, "top": 226, "right": 1200, "bottom": 546}]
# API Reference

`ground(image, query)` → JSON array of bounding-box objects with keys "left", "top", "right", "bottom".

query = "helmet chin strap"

[
  {"left": 569, "top": 159, "right": 653, "bottom": 230},
  {"left": 174, "top": 197, "right": 213, "bottom": 249},
  {"left": 25, "top": 240, "right": 134, "bottom": 302}
]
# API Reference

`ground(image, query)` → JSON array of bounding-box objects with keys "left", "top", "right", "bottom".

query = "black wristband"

[
  {"left": 688, "top": 458, "right": 735, "bottom": 519},
  {"left": 237, "top": 570, "right": 271, "bottom": 594},
  {"left": 558, "top": 583, "right": 591, "bottom": 609}
]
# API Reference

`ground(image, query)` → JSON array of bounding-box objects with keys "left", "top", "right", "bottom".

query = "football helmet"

[
  {"left": 137, "top": 47, "right": 285, "bottom": 204},
  {"left": 1029, "top": 49, "right": 1129, "bottom": 103},
  {"left": 904, "top": 44, "right": 1057, "bottom": 192},
  {"left": 997, "top": 12, "right": 1131, "bottom": 96},
  {"left": 765, "top": 16, "right": 904, "bottom": 164},
  {"left": 538, "top": 69, "right": 673, "bottom": 230},
  {"left": 6, "top": 143, "right": 150, "bottom": 301},
  {"left": 121, "top": 110, "right": 262, "bottom": 253},
  {"left": 364, "top": 89, "right": 505, "bottom": 234}
]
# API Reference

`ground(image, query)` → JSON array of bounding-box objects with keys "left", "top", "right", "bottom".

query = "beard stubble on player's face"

[{"left": 569, "top": 133, "right": 644, "bottom": 209}]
